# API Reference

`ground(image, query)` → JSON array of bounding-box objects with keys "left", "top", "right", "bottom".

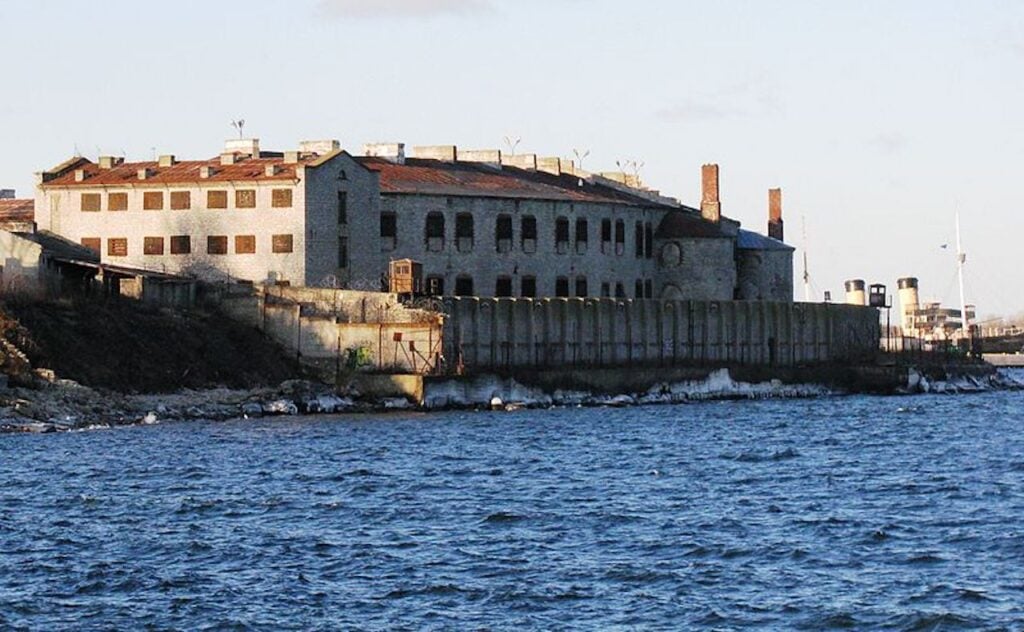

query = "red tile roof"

[
  {"left": 0, "top": 198, "right": 34, "bottom": 223},
  {"left": 357, "top": 157, "right": 677, "bottom": 208},
  {"left": 39, "top": 153, "right": 338, "bottom": 188}
]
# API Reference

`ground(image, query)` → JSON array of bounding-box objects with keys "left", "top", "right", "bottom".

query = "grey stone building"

[{"left": 31, "top": 138, "right": 793, "bottom": 301}]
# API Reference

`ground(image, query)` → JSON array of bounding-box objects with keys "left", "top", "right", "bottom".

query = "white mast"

[
  {"left": 801, "top": 215, "right": 811, "bottom": 302},
  {"left": 955, "top": 210, "right": 969, "bottom": 337}
]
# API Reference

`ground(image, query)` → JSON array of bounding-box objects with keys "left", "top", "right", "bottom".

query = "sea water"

[{"left": 2, "top": 386, "right": 1024, "bottom": 629}]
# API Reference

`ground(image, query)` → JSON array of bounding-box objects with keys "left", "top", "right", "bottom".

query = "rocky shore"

[{"left": 4, "top": 366, "right": 1022, "bottom": 435}]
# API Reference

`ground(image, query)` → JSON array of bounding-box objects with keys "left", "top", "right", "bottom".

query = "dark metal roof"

[
  {"left": 356, "top": 157, "right": 677, "bottom": 208},
  {"left": 654, "top": 210, "right": 730, "bottom": 239},
  {"left": 736, "top": 229, "right": 794, "bottom": 251},
  {"left": 16, "top": 230, "right": 99, "bottom": 262}
]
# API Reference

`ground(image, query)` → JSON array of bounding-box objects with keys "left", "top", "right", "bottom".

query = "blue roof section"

[{"left": 736, "top": 229, "right": 794, "bottom": 251}]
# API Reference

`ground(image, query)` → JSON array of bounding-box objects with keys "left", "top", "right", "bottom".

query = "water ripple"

[{"left": 3, "top": 391, "right": 1024, "bottom": 628}]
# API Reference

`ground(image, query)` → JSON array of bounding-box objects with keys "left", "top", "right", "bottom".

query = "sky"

[{"left": 1, "top": 0, "right": 1022, "bottom": 318}]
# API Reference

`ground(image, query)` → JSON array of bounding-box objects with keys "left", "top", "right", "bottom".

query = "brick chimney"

[
  {"left": 768, "top": 187, "right": 784, "bottom": 241},
  {"left": 700, "top": 163, "right": 720, "bottom": 223}
]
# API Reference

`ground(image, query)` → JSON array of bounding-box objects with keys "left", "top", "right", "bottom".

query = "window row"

[
  {"left": 80, "top": 234, "right": 295, "bottom": 257},
  {"left": 419, "top": 275, "right": 654, "bottom": 299},
  {"left": 79, "top": 188, "right": 294, "bottom": 212},
  {"left": 379, "top": 212, "right": 653, "bottom": 257}
]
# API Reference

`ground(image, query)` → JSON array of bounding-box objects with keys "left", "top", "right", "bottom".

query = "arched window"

[
  {"left": 575, "top": 218, "right": 588, "bottom": 253},
  {"left": 575, "top": 276, "right": 588, "bottom": 297},
  {"left": 555, "top": 217, "right": 570, "bottom": 254},
  {"left": 555, "top": 276, "right": 570, "bottom": 297},
  {"left": 425, "top": 212, "right": 445, "bottom": 252},
  {"left": 521, "top": 215, "right": 537, "bottom": 253},
  {"left": 455, "top": 213, "right": 473, "bottom": 252},
  {"left": 496, "top": 214, "right": 513, "bottom": 253}
]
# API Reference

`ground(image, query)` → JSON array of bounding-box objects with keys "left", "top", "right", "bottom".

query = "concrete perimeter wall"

[{"left": 443, "top": 297, "right": 878, "bottom": 370}]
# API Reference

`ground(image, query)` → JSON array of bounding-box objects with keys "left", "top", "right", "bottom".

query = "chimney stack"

[
  {"left": 700, "top": 163, "right": 720, "bottom": 223},
  {"left": 768, "top": 187, "right": 784, "bottom": 241}
]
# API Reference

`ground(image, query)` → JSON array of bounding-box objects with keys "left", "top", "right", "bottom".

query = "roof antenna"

[
  {"left": 231, "top": 119, "right": 246, "bottom": 139},
  {"left": 73, "top": 143, "right": 81, "bottom": 157},
  {"left": 572, "top": 148, "right": 590, "bottom": 171},
  {"left": 503, "top": 135, "right": 521, "bottom": 156}
]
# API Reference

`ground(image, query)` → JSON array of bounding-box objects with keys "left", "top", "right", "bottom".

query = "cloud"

[{"left": 316, "top": 0, "right": 493, "bottom": 19}]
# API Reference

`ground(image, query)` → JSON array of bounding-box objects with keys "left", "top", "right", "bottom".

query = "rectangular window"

[
  {"left": 337, "top": 191, "right": 347, "bottom": 224},
  {"left": 601, "top": 282, "right": 611, "bottom": 297},
  {"left": 614, "top": 219, "right": 625, "bottom": 255},
  {"left": 271, "top": 188, "right": 293, "bottom": 208},
  {"left": 495, "top": 276, "right": 513, "bottom": 297},
  {"left": 107, "top": 238, "right": 127, "bottom": 257},
  {"left": 207, "top": 235, "right": 228, "bottom": 255},
  {"left": 207, "top": 190, "right": 228, "bottom": 209},
  {"left": 143, "top": 236, "right": 164, "bottom": 255},
  {"left": 235, "top": 189, "right": 256, "bottom": 209},
  {"left": 81, "top": 193, "right": 101, "bottom": 212},
  {"left": 575, "top": 276, "right": 588, "bottom": 298},
  {"left": 380, "top": 212, "right": 397, "bottom": 252},
  {"left": 170, "top": 235, "right": 191, "bottom": 255},
  {"left": 380, "top": 212, "right": 397, "bottom": 238},
  {"left": 555, "top": 276, "right": 569, "bottom": 297},
  {"left": 272, "top": 234, "right": 294, "bottom": 253},
  {"left": 80, "top": 237, "right": 101, "bottom": 253},
  {"left": 601, "top": 218, "right": 612, "bottom": 242},
  {"left": 635, "top": 279, "right": 644, "bottom": 298},
  {"left": 456, "top": 213, "right": 474, "bottom": 252},
  {"left": 108, "top": 192, "right": 128, "bottom": 211},
  {"left": 521, "top": 276, "right": 537, "bottom": 298},
  {"left": 635, "top": 221, "right": 644, "bottom": 258},
  {"left": 426, "top": 276, "right": 445, "bottom": 296},
  {"left": 644, "top": 222, "right": 653, "bottom": 259},
  {"left": 555, "top": 217, "right": 569, "bottom": 243},
  {"left": 143, "top": 191, "right": 164, "bottom": 210},
  {"left": 338, "top": 236, "right": 348, "bottom": 268},
  {"left": 170, "top": 191, "right": 191, "bottom": 210},
  {"left": 645, "top": 279, "right": 653, "bottom": 298},
  {"left": 235, "top": 235, "right": 256, "bottom": 254},
  {"left": 454, "top": 276, "right": 474, "bottom": 296}
]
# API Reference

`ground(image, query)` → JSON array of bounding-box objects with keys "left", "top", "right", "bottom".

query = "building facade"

[
  {"left": 32, "top": 138, "right": 794, "bottom": 300},
  {"left": 34, "top": 139, "right": 376, "bottom": 287}
]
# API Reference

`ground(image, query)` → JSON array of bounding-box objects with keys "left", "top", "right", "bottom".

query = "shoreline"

[{"left": 3, "top": 367, "right": 1022, "bottom": 435}]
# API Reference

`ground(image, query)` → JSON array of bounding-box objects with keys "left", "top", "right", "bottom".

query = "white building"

[{"left": 34, "top": 139, "right": 376, "bottom": 287}]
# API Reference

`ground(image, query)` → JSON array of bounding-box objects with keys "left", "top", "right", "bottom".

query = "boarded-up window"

[
  {"left": 143, "top": 237, "right": 164, "bottom": 255},
  {"left": 207, "top": 190, "right": 228, "bottom": 209},
  {"left": 81, "top": 193, "right": 101, "bottom": 212},
  {"left": 235, "top": 189, "right": 256, "bottom": 208},
  {"left": 143, "top": 191, "right": 164, "bottom": 210},
  {"left": 272, "top": 234, "right": 293, "bottom": 253},
  {"left": 207, "top": 235, "right": 228, "bottom": 255},
  {"left": 235, "top": 235, "right": 256, "bottom": 254},
  {"left": 271, "top": 188, "right": 292, "bottom": 208},
  {"left": 170, "top": 191, "right": 191, "bottom": 210},
  {"left": 108, "top": 192, "right": 128, "bottom": 211},
  {"left": 170, "top": 235, "right": 191, "bottom": 255},
  {"left": 107, "top": 238, "right": 128, "bottom": 257},
  {"left": 81, "top": 237, "right": 101, "bottom": 253}
]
